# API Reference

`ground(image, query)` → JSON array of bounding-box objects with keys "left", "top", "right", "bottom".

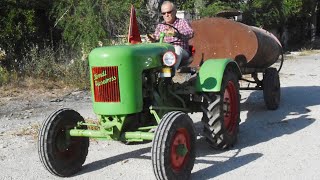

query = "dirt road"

[{"left": 0, "top": 52, "right": 319, "bottom": 179}]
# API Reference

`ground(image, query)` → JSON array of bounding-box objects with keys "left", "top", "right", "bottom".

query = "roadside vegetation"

[
  {"left": 298, "top": 49, "right": 320, "bottom": 56},
  {"left": 0, "top": 0, "right": 319, "bottom": 89}
]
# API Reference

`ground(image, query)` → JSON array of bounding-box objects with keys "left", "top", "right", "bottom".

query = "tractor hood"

[
  {"left": 89, "top": 43, "right": 174, "bottom": 69},
  {"left": 88, "top": 43, "right": 174, "bottom": 115}
]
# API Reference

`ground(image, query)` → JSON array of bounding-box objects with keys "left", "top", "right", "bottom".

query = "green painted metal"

[
  {"left": 77, "top": 122, "right": 99, "bottom": 128},
  {"left": 196, "top": 59, "right": 240, "bottom": 92},
  {"left": 150, "top": 106, "right": 189, "bottom": 111},
  {"left": 137, "top": 126, "right": 157, "bottom": 131},
  {"left": 99, "top": 115, "right": 126, "bottom": 140},
  {"left": 69, "top": 114, "right": 156, "bottom": 142},
  {"left": 89, "top": 43, "right": 174, "bottom": 115},
  {"left": 159, "top": 32, "right": 165, "bottom": 43},
  {"left": 69, "top": 129, "right": 113, "bottom": 139},
  {"left": 150, "top": 108, "right": 161, "bottom": 124},
  {"left": 176, "top": 144, "right": 188, "bottom": 156},
  {"left": 69, "top": 129, "right": 154, "bottom": 142},
  {"left": 123, "top": 132, "right": 154, "bottom": 141}
]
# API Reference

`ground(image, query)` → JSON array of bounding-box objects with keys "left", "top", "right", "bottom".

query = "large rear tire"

[
  {"left": 38, "top": 108, "right": 89, "bottom": 177},
  {"left": 263, "top": 68, "right": 280, "bottom": 110},
  {"left": 201, "top": 68, "right": 240, "bottom": 149},
  {"left": 151, "top": 111, "right": 196, "bottom": 180}
]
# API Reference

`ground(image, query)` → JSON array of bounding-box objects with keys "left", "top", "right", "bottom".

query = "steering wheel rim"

[{"left": 158, "top": 23, "right": 183, "bottom": 44}]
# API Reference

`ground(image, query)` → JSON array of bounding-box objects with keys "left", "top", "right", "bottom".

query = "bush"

[
  {"left": 21, "top": 43, "right": 90, "bottom": 89},
  {"left": 24, "top": 44, "right": 64, "bottom": 80},
  {"left": 64, "top": 58, "right": 90, "bottom": 89}
]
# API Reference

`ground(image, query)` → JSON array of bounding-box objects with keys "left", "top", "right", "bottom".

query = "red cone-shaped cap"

[{"left": 128, "top": 5, "right": 141, "bottom": 44}]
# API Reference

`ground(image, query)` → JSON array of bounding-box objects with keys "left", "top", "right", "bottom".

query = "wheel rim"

[
  {"left": 170, "top": 128, "right": 190, "bottom": 172},
  {"left": 55, "top": 127, "right": 82, "bottom": 161},
  {"left": 223, "top": 81, "right": 239, "bottom": 135}
]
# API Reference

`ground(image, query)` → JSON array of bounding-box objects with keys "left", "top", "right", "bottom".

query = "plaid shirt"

[{"left": 154, "top": 18, "right": 194, "bottom": 52}]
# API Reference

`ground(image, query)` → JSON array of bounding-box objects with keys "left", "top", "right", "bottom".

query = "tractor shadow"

[
  {"left": 191, "top": 86, "right": 317, "bottom": 179},
  {"left": 77, "top": 146, "right": 151, "bottom": 176},
  {"left": 75, "top": 86, "right": 317, "bottom": 178}
]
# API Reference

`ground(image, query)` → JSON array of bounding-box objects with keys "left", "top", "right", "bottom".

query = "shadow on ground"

[
  {"left": 77, "top": 146, "right": 151, "bottom": 176},
  {"left": 191, "top": 86, "right": 317, "bottom": 179},
  {"left": 76, "top": 86, "right": 318, "bottom": 179}
]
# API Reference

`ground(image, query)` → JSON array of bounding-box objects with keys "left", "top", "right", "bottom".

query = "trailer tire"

[
  {"left": 263, "top": 68, "right": 280, "bottom": 110},
  {"left": 151, "top": 111, "right": 196, "bottom": 180},
  {"left": 38, "top": 108, "right": 89, "bottom": 177},
  {"left": 201, "top": 68, "right": 240, "bottom": 149}
]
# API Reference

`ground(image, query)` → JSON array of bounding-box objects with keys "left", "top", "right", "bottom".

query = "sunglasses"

[{"left": 161, "top": 10, "right": 173, "bottom": 15}]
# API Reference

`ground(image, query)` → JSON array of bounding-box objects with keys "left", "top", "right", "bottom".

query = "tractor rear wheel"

[
  {"left": 263, "top": 68, "right": 280, "bottom": 110},
  {"left": 38, "top": 108, "right": 89, "bottom": 177},
  {"left": 201, "top": 68, "right": 240, "bottom": 149},
  {"left": 151, "top": 111, "right": 196, "bottom": 180}
]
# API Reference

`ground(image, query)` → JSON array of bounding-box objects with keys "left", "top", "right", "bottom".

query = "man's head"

[{"left": 161, "top": 1, "right": 177, "bottom": 24}]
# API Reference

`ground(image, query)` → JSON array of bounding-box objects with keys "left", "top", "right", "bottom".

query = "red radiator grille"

[{"left": 92, "top": 66, "right": 120, "bottom": 102}]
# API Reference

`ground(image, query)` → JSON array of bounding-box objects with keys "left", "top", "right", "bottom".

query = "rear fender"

[{"left": 196, "top": 59, "right": 241, "bottom": 92}]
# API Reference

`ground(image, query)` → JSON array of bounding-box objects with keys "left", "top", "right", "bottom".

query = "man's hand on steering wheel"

[
  {"left": 160, "top": 23, "right": 183, "bottom": 43},
  {"left": 146, "top": 34, "right": 157, "bottom": 42}
]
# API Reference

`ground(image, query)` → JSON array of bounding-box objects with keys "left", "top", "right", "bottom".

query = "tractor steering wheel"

[{"left": 159, "top": 23, "right": 183, "bottom": 44}]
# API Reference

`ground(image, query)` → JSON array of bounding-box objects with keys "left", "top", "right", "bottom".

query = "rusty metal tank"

[{"left": 189, "top": 18, "right": 282, "bottom": 73}]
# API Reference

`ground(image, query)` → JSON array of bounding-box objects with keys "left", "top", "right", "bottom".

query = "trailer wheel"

[
  {"left": 202, "top": 68, "right": 240, "bottom": 149},
  {"left": 151, "top": 111, "right": 196, "bottom": 180},
  {"left": 263, "top": 68, "right": 280, "bottom": 110},
  {"left": 38, "top": 108, "right": 89, "bottom": 177}
]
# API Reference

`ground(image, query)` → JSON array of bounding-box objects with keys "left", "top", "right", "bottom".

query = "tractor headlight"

[{"left": 162, "top": 51, "right": 177, "bottom": 67}]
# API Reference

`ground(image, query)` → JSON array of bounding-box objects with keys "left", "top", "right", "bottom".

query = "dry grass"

[
  {"left": 298, "top": 49, "right": 320, "bottom": 56},
  {"left": 10, "top": 119, "right": 99, "bottom": 141},
  {"left": 85, "top": 118, "right": 100, "bottom": 130},
  {"left": 0, "top": 78, "right": 74, "bottom": 103},
  {"left": 12, "top": 123, "right": 40, "bottom": 140}
]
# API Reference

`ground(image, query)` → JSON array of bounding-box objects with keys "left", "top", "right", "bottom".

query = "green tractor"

[{"left": 38, "top": 10, "right": 242, "bottom": 180}]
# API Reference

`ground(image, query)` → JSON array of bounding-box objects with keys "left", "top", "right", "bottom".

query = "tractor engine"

[{"left": 89, "top": 43, "right": 174, "bottom": 116}]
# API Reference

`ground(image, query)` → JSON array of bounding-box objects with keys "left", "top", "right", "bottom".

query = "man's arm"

[
  {"left": 153, "top": 24, "right": 161, "bottom": 40},
  {"left": 177, "top": 19, "right": 194, "bottom": 40}
]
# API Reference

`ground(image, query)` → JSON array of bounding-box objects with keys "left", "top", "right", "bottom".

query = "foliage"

[
  {"left": 0, "top": 66, "right": 10, "bottom": 85},
  {"left": 51, "top": 0, "right": 150, "bottom": 54},
  {"left": 51, "top": 0, "right": 106, "bottom": 54},
  {"left": 0, "top": 0, "right": 319, "bottom": 88},
  {"left": 174, "top": 0, "right": 195, "bottom": 12},
  {"left": 23, "top": 43, "right": 90, "bottom": 89},
  {"left": 24, "top": 44, "right": 64, "bottom": 79},
  {"left": 64, "top": 58, "right": 90, "bottom": 89},
  {"left": 240, "top": 0, "right": 285, "bottom": 29},
  {"left": 0, "top": 48, "right": 6, "bottom": 61},
  {"left": 283, "top": 0, "right": 303, "bottom": 18},
  {"left": 199, "top": 1, "right": 240, "bottom": 17},
  {"left": 0, "top": 3, "right": 37, "bottom": 69},
  {"left": 0, "top": 66, "right": 18, "bottom": 86}
]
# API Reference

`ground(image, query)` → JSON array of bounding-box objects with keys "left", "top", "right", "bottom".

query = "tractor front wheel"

[
  {"left": 151, "top": 111, "right": 196, "bottom": 180},
  {"left": 38, "top": 108, "right": 89, "bottom": 177},
  {"left": 202, "top": 68, "right": 240, "bottom": 149}
]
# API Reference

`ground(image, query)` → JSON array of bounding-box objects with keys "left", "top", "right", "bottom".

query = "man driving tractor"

[{"left": 147, "top": 1, "right": 194, "bottom": 69}]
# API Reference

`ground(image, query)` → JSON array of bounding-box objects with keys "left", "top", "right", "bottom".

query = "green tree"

[
  {"left": 0, "top": 2, "right": 40, "bottom": 69},
  {"left": 241, "top": 0, "right": 285, "bottom": 29},
  {"left": 51, "top": 0, "right": 150, "bottom": 53},
  {"left": 52, "top": 0, "right": 106, "bottom": 54},
  {"left": 199, "top": 0, "right": 240, "bottom": 17}
]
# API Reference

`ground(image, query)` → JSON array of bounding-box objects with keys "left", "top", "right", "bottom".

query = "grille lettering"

[{"left": 92, "top": 66, "right": 120, "bottom": 102}]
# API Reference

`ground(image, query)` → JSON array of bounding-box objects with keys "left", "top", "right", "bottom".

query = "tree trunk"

[
  {"left": 311, "top": 0, "right": 318, "bottom": 44},
  {"left": 147, "top": 0, "right": 164, "bottom": 22}
]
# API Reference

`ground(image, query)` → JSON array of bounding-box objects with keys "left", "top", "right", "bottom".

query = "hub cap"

[
  {"left": 223, "top": 81, "right": 239, "bottom": 135},
  {"left": 170, "top": 128, "right": 190, "bottom": 171}
]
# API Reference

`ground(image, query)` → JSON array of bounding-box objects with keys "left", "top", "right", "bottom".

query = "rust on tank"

[{"left": 189, "top": 17, "right": 282, "bottom": 71}]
